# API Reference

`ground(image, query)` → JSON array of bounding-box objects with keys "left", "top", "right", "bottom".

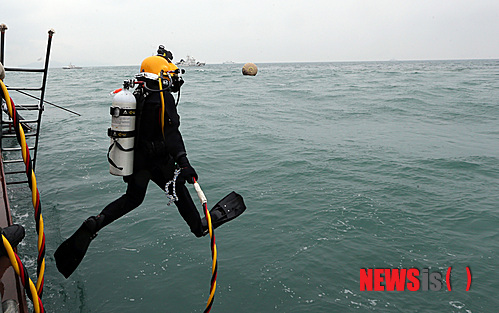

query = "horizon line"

[{"left": 38, "top": 57, "right": 499, "bottom": 69}]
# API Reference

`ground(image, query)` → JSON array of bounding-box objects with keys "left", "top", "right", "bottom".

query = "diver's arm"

[
  {"left": 162, "top": 92, "right": 187, "bottom": 162},
  {"left": 163, "top": 92, "right": 198, "bottom": 183},
  {"left": 165, "top": 125, "right": 198, "bottom": 183}
]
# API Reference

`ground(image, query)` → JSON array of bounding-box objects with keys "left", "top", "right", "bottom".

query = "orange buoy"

[{"left": 242, "top": 63, "right": 258, "bottom": 76}]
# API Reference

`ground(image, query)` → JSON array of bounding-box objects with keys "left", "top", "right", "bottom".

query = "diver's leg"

[
  {"left": 54, "top": 169, "right": 151, "bottom": 278},
  {"left": 66, "top": 168, "right": 150, "bottom": 240},
  {"left": 98, "top": 169, "right": 150, "bottom": 229},
  {"left": 173, "top": 183, "right": 204, "bottom": 237}
]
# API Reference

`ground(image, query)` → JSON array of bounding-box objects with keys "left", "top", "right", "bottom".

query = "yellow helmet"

[{"left": 140, "top": 55, "right": 178, "bottom": 77}]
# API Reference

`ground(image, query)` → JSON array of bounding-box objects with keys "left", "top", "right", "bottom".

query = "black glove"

[
  {"left": 180, "top": 165, "right": 198, "bottom": 184},
  {"left": 177, "top": 156, "right": 198, "bottom": 184}
]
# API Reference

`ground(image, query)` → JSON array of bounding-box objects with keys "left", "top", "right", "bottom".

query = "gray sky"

[{"left": 2, "top": 0, "right": 499, "bottom": 67}]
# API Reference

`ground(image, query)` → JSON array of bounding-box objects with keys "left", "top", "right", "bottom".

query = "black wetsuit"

[{"left": 99, "top": 83, "right": 204, "bottom": 237}]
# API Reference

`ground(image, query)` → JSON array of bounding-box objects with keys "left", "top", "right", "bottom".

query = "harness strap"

[
  {"left": 110, "top": 107, "right": 136, "bottom": 117},
  {"left": 107, "top": 139, "right": 134, "bottom": 170},
  {"left": 108, "top": 128, "right": 136, "bottom": 138}
]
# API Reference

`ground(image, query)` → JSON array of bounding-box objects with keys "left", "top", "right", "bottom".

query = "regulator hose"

[
  {"left": 0, "top": 80, "right": 46, "bottom": 311},
  {"left": 158, "top": 77, "right": 166, "bottom": 139}
]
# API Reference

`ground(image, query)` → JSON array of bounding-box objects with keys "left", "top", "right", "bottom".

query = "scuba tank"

[
  {"left": 107, "top": 47, "right": 184, "bottom": 177},
  {"left": 108, "top": 80, "right": 136, "bottom": 176}
]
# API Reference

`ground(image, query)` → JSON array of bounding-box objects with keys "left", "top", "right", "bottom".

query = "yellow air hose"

[
  {"left": 158, "top": 76, "right": 166, "bottom": 139},
  {"left": 0, "top": 80, "right": 45, "bottom": 312},
  {"left": 157, "top": 75, "right": 218, "bottom": 312},
  {"left": 193, "top": 180, "right": 217, "bottom": 313}
]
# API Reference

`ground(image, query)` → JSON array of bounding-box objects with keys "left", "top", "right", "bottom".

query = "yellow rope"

[
  {"left": 2, "top": 235, "right": 42, "bottom": 313},
  {"left": 0, "top": 80, "right": 46, "bottom": 296}
]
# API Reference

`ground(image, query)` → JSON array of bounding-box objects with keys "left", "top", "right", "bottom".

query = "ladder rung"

[
  {"left": 5, "top": 170, "right": 26, "bottom": 175},
  {"left": 2, "top": 132, "right": 38, "bottom": 138},
  {"left": 14, "top": 119, "right": 39, "bottom": 124},
  {"left": 5, "top": 67, "right": 45, "bottom": 73},
  {"left": 11, "top": 104, "right": 41, "bottom": 110},
  {"left": 2, "top": 159, "right": 25, "bottom": 164},
  {"left": 1, "top": 120, "right": 39, "bottom": 126},
  {"left": 2, "top": 118, "right": 38, "bottom": 122},
  {"left": 6, "top": 180, "right": 29, "bottom": 185},
  {"left": 2, "top": 121, "right": 38, "bottom": 127},
  {"left": 1, "top": 146, "right": 35, "bottom": 152},
  {"left": 6, "top": 87, "right": 43, "bottom": 91},
  {"left": 2, "top": 118, "right": 40, "bottom": 122}
]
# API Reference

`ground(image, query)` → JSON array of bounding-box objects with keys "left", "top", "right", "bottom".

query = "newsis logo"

[{"left": 360, "top": 267, "right": 472, "bottom": 291}]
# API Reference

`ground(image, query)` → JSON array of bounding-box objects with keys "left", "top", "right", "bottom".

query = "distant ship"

[
  {"left": 176, "top": 55, "right": 205, "bottom": 67},
  {"left": 62, "top": 62, "right": 82, "bottom": 69}
]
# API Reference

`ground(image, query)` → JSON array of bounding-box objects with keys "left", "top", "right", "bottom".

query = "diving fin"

[
  {"left": 54, "top": 216, "right": 100, "bottom": 278},
  {"left": 202, "top": 191, "right": 246, "bottom": 235}
]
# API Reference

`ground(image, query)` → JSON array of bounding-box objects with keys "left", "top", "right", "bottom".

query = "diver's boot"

[
  {"left": 54, "top": 214, "right": 105, "bottom": 278},
  {"left": 199, "top": 192, "right": 246, "bottom": 237},
  {"left": 0, "top": 224, "right": 26, "bottom": 256}
]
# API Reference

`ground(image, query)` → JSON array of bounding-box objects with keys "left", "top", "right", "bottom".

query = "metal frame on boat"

[{"left": 0, "top": 23, "right": 54, "bottom": 313}]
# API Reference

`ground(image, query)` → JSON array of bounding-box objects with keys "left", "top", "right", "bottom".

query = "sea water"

[{"left": 3, "top": 60, "right": 498, "bottom": 312}]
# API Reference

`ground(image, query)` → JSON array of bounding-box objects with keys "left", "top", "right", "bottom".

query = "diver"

[{"left": 55, "top": 46, "right": 245, "bottom": 278}]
